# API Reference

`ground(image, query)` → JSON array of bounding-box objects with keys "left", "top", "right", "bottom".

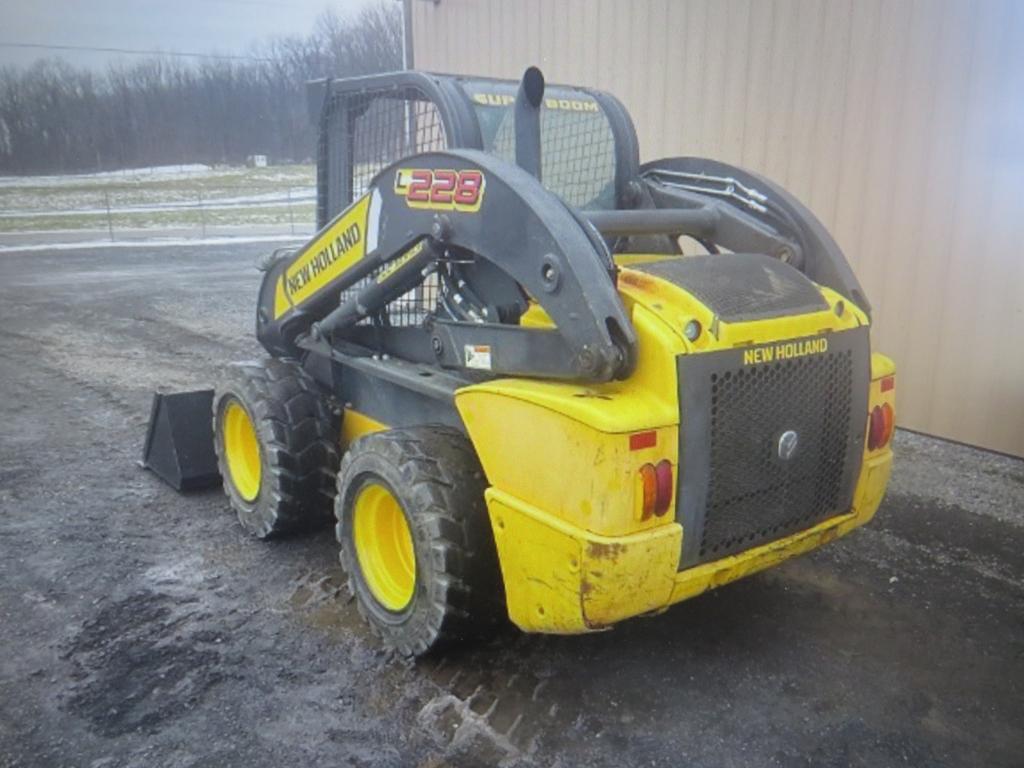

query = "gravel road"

[{"left": 0, "top": 243, "right": 1021, "bottom": 767}]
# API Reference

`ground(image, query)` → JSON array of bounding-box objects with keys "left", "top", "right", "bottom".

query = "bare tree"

[{"left": 0, "top": 1, "right": 402, "bottom": 174}]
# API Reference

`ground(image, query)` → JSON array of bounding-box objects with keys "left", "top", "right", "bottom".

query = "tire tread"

[
  {"left": 335, "top": 426, "right": 502, "bottom": 656},
  {"left": 213, "top": 357, "right": 339, "bottom": 538}
]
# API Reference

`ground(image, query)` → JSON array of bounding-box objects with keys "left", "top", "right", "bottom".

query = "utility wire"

[
  {"left": 0, "top": 42, "right": 270, "bottom": 62},
  {"left": 195, "top": 0, "right": 295, "bottom": 6}
]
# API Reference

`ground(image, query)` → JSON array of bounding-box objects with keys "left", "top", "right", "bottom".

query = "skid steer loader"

[{"left": 198, "top": 68, "right": 895, "bottom": 656}]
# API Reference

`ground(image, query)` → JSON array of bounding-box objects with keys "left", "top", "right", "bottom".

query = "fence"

[{"left": 0, "top": 182, "right": 318, "bottom": 240}]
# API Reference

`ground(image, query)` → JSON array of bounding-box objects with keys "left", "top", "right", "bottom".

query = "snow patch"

[{"left": 0, "top": 164, "right": 216, "bottom": 188}]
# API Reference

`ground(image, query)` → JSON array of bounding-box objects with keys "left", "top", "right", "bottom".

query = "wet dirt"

[{"left": 1, "top": 244, "right": 1022, "bottom": 767}]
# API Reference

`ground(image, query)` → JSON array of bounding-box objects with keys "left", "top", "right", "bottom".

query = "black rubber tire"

[
  {"left": 213, "top": 357, "right": 339, "bottom": 539},
  {"left": 335, "top": 426, "right": 503, "bottom": 657}
]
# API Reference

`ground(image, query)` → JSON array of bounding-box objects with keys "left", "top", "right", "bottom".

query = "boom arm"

[
  {"left": 256, "top": 149, "right": 637, "bottom": 382},
  {"left": 636, "top": 156, "right": 871, "bottom": 315}
]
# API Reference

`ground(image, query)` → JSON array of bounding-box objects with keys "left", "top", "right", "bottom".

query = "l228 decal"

[{"left": 394, "top": 168, "right": 485, "bottom": 212}]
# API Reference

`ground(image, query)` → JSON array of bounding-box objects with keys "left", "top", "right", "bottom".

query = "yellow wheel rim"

[
  {"left": 223, "top": 400, "right": 261, "bottom": 502},
  {"left": 353, "top": 482, "right": 416, "bottom": 612}
]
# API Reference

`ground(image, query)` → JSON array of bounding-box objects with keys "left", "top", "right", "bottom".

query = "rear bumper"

[{"left": 488, "top": 449, "right": 892, "bottom": 634}]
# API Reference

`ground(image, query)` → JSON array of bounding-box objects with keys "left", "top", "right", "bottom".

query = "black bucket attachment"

[{"left": 141, "top": 390, "right": 221, "bottom": 492}]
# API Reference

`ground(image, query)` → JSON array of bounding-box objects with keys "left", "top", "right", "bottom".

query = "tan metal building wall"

[{"left": 410, "top": 0, "right": 1024, "bottom": 457}]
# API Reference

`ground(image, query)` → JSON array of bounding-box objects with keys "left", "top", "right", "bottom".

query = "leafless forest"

[{"left": 0, "top": 3, "right": 401, "bottom": 175}]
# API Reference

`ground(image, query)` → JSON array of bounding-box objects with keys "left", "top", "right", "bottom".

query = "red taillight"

[
  {"left": 880, "top": 375, "right": 895, "bottom": 393},
  {"left": 639, "top": 461, "right": 674, "bottom": 519},
  {"left": 882, "top": 402, "right": 894, "bottom": 444},
  {"left": 868, "top": 402, "right": 895, "bottom": 450},
  {"left": 654, "top": 460, "right": 673, "bottom": 516}
]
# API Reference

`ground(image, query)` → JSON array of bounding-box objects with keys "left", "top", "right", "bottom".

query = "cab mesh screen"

[
  {"left": 461, "top": 81, "right": 618, "bottom": 210},
  {"left": 348, "top": 89, "right": 447, "bottom": 200},
  {"left": 487, "top": 110, "right": 615, "bottom": 209},
  {"left": 486, "top": 106, "right": 617, "bottom": 209},
  {"left": 317, "top": 86, "right": 448, "bottom": 219},
  {"left": 319, "top": 87, "right": 447, "bottom": 326}
]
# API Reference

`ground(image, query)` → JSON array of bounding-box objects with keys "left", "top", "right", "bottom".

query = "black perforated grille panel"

[
  {"left": 675, "top": 329, "right": 870, "bottom": 568},
  {"left": 702, "top": 351, "right": 853, "bottom": 560}
]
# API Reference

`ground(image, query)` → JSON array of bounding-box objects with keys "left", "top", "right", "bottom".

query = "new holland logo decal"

[
  {"left": 394, "top": 168, "right": 485, "bottom": 212},
  {"left": 743, "top": 337, "right": 829, "bottom": 366}
]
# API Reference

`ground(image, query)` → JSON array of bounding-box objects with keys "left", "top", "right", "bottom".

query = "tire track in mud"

[
  {"left": 417, "top": 650, "right": 561, "bottom": 763},
  {"left": 2, "top": 263, "right": 559, "bottom": 764},
  {"left": 0, "top": 336, "right": 149, "bottom": 423},
  {"left": 1, "top": 300, "right": 256, "bottom": 381},
  {"left": 285, "top": 564, "right": 574, "bottom": 766}
]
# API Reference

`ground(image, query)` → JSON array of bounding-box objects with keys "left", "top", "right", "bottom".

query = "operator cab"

[
  {"left": 306, "top": 68, "right": 870, "bottom": 341},
  {"left": 307, "top": 71, "right": 636, "bottom": 225}
]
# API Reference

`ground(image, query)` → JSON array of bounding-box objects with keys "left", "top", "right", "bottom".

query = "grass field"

[{"left": 0, "top": 164, "right": 316, "bottom": 233}]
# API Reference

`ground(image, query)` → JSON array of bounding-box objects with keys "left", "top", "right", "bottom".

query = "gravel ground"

[{"left": 0, "top": 243, "right": 1021, "bottom": 768}]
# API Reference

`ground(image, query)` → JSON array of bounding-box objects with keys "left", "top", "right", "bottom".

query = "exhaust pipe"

[{"left": 514, "top": 66, "right": 545, "bottom": 181}]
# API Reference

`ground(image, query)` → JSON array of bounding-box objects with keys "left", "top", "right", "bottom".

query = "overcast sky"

[{"left": 0, "top": 0, "right": 379, "bottom": 69}]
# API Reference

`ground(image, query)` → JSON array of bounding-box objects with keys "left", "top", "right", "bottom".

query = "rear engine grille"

[
  {"left": 676, "top": 329, "right": 869, "bottom": 568},
  {"left": 702, "top": 352, "right": 852, "bottom": 560}
]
